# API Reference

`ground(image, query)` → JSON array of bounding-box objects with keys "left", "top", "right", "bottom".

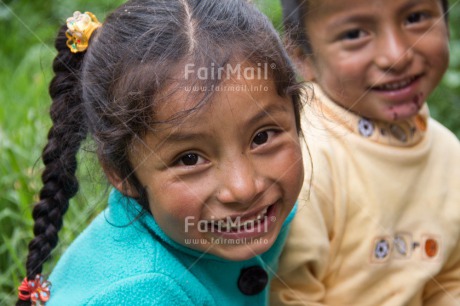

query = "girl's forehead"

[
  {"left": 153, "top": 69, "right": 283, "bottom": 128},
  {"left": 307, "top": 0, "right": 440, "bottom": 12},
  {"left": 304, "top": 0, "right": 444, "bottom": 28},
  {"left": 154, "top": 59, "right": 273, "bottom": 119}
]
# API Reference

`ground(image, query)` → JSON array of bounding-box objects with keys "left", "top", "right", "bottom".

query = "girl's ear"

[
  {"left": 290, "top": 47, "right": 317, "bottom": 82},
  {"left": 102, "top": 164, "right": 139, "bottom": 197}
]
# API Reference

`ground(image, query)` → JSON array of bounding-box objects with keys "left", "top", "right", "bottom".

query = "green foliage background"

[{"left": 0, "top": 0, "right": 459, "bottom": 304}]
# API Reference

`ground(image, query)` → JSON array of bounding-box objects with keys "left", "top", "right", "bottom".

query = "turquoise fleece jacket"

[{"left": 48, "top": 189, "right": 296, "bottom": 305}]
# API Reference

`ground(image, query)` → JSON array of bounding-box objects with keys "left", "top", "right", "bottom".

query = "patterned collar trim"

[{"left": 310, "top": 84, "right": 429, "bottom": 147}]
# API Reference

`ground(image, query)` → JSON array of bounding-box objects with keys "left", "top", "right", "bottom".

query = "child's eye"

[
  {"left": 341, "top": 29, "right": 365, "bottom": 40},
  {"left": 406, "top": 12, "right": 428, "bottom": 24},
  {"left": 175, "top": 153, "right": 205, "bottom": 166},
  {"left": 251, "top": 130, "right": 276, "bottom": 149}
]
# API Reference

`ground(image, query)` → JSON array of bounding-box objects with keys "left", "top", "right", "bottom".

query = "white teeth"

[
  {"left": 256, "top": 207, "right": 268, "bottom": 221},
  {"left": 217, "top": 220, "right": 227, "bottom": 230},
  {"left": 377, "top": 77, "right": 414, "bottom": 90},
  {"left": 210, "top": 206, "right": 270, "bottom": 231}
]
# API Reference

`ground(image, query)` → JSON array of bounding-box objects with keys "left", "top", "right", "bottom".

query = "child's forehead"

[
  {"left": 303, "top": 0, "right": 445, "bottom": 29},
  {"left": 154, "top": 76, "right": 276, "bottom": 123},
  {"left": 154, "top": 59, "right": 273, "bottom": 116},
  {"left": 306, "top": 0, "right": 438, "bottom": 14}
]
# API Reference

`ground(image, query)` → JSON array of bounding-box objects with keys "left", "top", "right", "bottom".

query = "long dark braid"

[{"left": 16, "top": 25, "right": 88, "bottom": 306}]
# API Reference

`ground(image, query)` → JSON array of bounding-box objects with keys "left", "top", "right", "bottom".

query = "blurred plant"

[
  {"left": 0, "top": 1, "right": 124, "bottom": 304},
  {"left": 428, "top": 1, "right": 460, "bottom": 139}
]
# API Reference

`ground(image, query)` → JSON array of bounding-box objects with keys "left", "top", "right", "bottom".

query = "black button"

[{"left": 237, "top": 266, "right": 268, "bottom": 295}]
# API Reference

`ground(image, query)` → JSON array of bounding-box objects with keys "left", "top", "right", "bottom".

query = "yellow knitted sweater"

[{"left": 271, "top": 84, "right": 460, "bottom": 306}]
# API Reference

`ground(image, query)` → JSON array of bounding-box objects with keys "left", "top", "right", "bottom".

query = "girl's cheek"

[
  {"left": 166, "top": 192, "right": 201, "bottom": 219},
  {"left": 287, "top": 148, "right": 304, "bottom": 194}
]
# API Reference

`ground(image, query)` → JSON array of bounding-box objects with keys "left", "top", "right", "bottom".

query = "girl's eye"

[
  {"left": 406, "top": 12, "right": 427, "bottom": 24},
  {"left": 251, "top": 130, "right": 276, "bottom": 148},
  {"left": 176, "top": 153, "right": 203, "bottom": 166},
  {"left": 341, "top": 29, "right": 364, "bottom": 40}
]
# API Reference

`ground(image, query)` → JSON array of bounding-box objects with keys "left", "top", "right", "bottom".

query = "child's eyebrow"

[
  {"left": 159, "top": 102, "right": 289, "bottom": 145},
  {"left": 245, "top": 103, "right": 290, "bottom": 128},
  {"left": 162, "top": 131, "right": 208, "bottom": 144},
  {"left": 400, "top": 0, "right": 429, "bottom": 12},
  {"left": 328, "top": 14, "right": 374, "bottom": 29},
  {"left": 327, "top": 0, "right": 425, "bottom": 29}
]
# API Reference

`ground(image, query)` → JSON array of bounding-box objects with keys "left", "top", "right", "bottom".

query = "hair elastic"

[
  {"left": 65, "top": 11, "right": 101, "bottom": 53},
  {"left": 18, "top": 275, "right": 51, "bottom": 305}
]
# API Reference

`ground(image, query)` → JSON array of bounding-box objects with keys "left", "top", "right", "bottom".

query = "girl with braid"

[{"left": 17, "top": 0, "right": 306, "bottom": 305}]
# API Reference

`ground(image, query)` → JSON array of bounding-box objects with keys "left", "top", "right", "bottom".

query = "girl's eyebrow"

[
  {"left": 161, "top": 101, "right": 289, "bottom": 145},
  {"left": 399, "top": 0, "right": 429, "bottom": 12},
  {"left": 162, "top": 131, "right": 208, "bottom": 144},
  {"left": 328, "top": 0, "right": 427, "bottom": 29},
  {"left": 327, "top": 14, "right": 374, "bottom": 29},
  {"left": 246, "top": 102, "right": 290, "bottom": 128}
]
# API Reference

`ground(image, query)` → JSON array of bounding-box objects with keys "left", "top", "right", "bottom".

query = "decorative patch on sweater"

[
  {"left": 358, "top": 118, "right": 374, "bottom": 137},
  {"left": 392, "top": 233, "right": 413, "bottom": 259},
  {"left": 355, "top": 115, "right": 426, "bottom": 145},
  {"left": 370, "top": 234, "right": 442, "bottom": 263},
  {"left": 422, "top": 235, "right": 442, "bottom": 260},
  {"left": 371, "top": 237, "right": 392, "bottom": 263}
]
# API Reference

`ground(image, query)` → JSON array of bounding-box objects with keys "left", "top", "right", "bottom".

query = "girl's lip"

[
  {"left": 207, "top": 203, "right": 278, "bottom": 239},
  {"left": 383, "top": 93, "right": 424, "bottom": 121},
  {"left": 369, "top": 74, "right": 422, "bottom": 102},
  {"left": 204, "top": 203, "right": 274, "bottom": 224},
  {"left": 371, "top": 74, "right": 420, "bottom": 91}
]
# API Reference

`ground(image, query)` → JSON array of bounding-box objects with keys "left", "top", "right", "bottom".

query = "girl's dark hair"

[
  {"left": 16, "top": 25, "right": 87, "bottom": 306},
  {"left": 281, "top": 0, "right": 450, "bottom": 55},
  {"left": 18, "top": 0, "right": 301, "bottom": 304}
]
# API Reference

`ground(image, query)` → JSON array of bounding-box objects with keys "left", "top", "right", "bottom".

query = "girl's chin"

[
  {"left": 364, "top": 104, "right": 420, "bottom": 123},
  {"left": 210, "top": 242, "right": 273, "bottom": 261},
  {"left": 382, "top": 100, "right": 423, "bottom": 122},
  {"left": 382, "top": 107, "right": 419, "bottom": 122}
]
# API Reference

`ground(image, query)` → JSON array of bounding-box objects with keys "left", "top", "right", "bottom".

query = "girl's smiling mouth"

[
  {"left": 203, "top": 203, "right": 276, "bottom": 235},
  {"left": 368, "top": 74, "right": 424, "bottom": 109},
  {"left": 372, "top": 74, "right": 421, "bottom": 91}
]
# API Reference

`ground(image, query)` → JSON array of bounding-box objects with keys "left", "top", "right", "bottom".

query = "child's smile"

[
  {"left": 128, "top": 69, "right": 303, "bottom": 261},
  {"left": 301, "top": 0, "right": 449, "bottom": 122},
  {"left": 203, "top": 200, "right": 277, "bottom": 240}
]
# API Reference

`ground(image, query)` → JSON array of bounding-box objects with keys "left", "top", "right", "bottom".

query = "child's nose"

[
  {"left": 374, "top": 28, "right": 414, "bottom": 72},
  {"left": 216, "top": 156, "right": 264, "bottom": 206}
]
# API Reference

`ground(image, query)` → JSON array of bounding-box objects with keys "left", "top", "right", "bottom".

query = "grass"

[
  {"left": 1, "top": 1, "right": 460, "bottom": 305},
  {"left": 0, "top": 43, "right": 52, "bottom": 304},
  {"left": 0, "top": 1, "right": 125, "bottom": 304},
  {"left": 0, "top": 44, "right": 108, "bottom": 305}
]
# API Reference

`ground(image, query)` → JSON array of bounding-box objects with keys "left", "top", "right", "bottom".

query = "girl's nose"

[
  {"left": 216, "top": 156, "right": 264, "bottom": 206},
  {"left": 374, "top": 28, "right": 414, "bottom": 72}
]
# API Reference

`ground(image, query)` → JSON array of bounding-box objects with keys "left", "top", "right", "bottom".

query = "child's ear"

[
  {"left": 290, "top": 47, "right": 317, "bottom": 82},
  {"left": 102, "top": 163, "right": 139, "bottom": 197}
]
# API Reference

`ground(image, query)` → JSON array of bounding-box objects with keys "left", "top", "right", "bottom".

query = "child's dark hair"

[
  {"left": 18, "top": 0, "right": 302, "bottom": 304},
  {"left": 281, "top": 0, "right": 450, "bottom": 55}
]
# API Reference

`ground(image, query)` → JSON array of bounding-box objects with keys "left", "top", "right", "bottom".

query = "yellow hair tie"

[{"left": 65, "top": 11, "right": 101, "bottom": 53}]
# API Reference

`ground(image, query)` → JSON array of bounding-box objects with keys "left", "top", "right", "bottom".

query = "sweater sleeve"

[
  {"left": 86, "top": 273, "right": 205, "bottom": 306},
  {"left": 422, "top": 235, "right": 460, "bottom": 305},
  {"left": 270, "top": 142, "right": 339, "bottom": 306},
  {"left": 421, "top": 123, "right": 460, "bottom": 306}
]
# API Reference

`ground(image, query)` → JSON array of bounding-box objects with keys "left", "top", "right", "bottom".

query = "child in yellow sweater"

[{"left": 271, "top": 0, "right": 460, "bottom": 305}]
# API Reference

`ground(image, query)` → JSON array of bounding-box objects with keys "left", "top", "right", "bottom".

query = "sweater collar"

[
  {"left": 106, "top": 189, "right": 224, "bottom": 260},
  {"left": 311, "top": 84, "right": 429, "bottom": 147}
]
